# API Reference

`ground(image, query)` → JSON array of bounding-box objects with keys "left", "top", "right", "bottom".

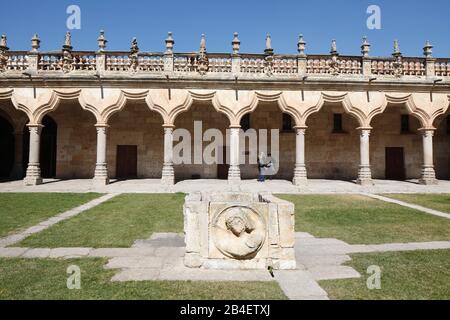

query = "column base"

[
  {"left": 227, "top": 165, "right": 241, "bottom": 183},
  {"left": 24, "top": 164, "right": 42, "bottom": 186},
  {"left": 357, "top": 166, "right": 373, "bottom": 186},
  {"left": 161, "top": 164, "right": 175, "bottom": 185},
  {"left": 24, "top": 176, "right": 43, "bottom": 186},
  {"left": 93, "top": 176, "right": 109, "bottom": 187},
  {"left": 419, "top": 167, "right": 437, "bottom": 185},
  {"left": 292, "top": 166, "right": 307, "bottom": 186}
]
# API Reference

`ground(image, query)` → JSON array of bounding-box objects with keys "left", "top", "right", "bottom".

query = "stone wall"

[
  {"left": 108, "top": 102, "right": 164, "bottom": 178},
  {"left": 306, "top": 104, "right": 360, "bottom": 180},
  {"left": 50, "top": 102, "right": 96, "bottom": 179}
]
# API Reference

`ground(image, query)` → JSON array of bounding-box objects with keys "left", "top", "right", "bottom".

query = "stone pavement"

[
  {"left": 1, "top": 178, "right": 450, "bottom": 194},
  {"left": 362, "top": 193, "right": 450, "bottom": 219},
  {"left": 0, "top": 193, "right": 120, "bottom": 248},
  {"left": 2, "top": 232, "right": 449, "bottom": 300}
]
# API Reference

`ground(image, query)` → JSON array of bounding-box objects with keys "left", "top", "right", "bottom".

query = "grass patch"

[
  {"left": 383, "top": 193, "right": 450, "bottom": 213},
  {"left": 0, "top": 258, "right": 286, "bottom": 300},
  {"left": 19, "top": 193, "right": 185, "bottom": 248},
  {"left": 0, "top": 193, "right": 101, "bottom": 238},
  {"left": 319, "top": 249, "right": 450, "bottom": 300},
  {"left": 277, "top": 194, "right": 450, "bottom": 244}
]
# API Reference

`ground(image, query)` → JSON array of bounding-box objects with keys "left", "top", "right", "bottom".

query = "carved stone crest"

[
  {"left": 196, "top": 34, "right": 209, "bottom": 75},
  {"left": 0, "top": 35, "right": 9, "bottom": 73},
  {"left": 129, "top": 37, "right": 139, "bottom": 73}
]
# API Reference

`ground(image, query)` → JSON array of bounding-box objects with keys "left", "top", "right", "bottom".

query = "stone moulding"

[{"left": 183, "top": 191, "right": 296, "bottom": 270}]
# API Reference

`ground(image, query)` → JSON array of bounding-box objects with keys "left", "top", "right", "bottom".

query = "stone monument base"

[{"left": 183, "top": 192, "right": 296, "bottom": 270}]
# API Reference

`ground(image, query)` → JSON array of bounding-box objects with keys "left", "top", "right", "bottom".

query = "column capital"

[
  {"left": 163, "top": 124, "right": 175, "bottom": 129},
  {"left": 356, "top": 126, "right": 372, "bottom": 131},
  {"left": 229, "top": 124, "right": 241, "bottom": 129},
  {"left": 95, "top": 123, "right": 110, "bottom": 128}
]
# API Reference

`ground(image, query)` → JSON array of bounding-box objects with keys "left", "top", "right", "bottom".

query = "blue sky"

[{"left": 1, "top": 0, "right": 449, "bottom": 57}]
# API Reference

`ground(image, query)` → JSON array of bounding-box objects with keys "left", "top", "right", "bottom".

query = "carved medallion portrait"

[{"left": 211, "top": 206, "right": 266, "bottom": 259}]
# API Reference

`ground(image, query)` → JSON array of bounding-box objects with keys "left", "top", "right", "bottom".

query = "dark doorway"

[
  {"left": 217, "top": 145, "right": 229, "bottom": 179},
  {"left": 22, "top": 115, "right": 57, "bottom": 178},
  {"left": 0, "top": 115, "right": 14, "bottom": 178},
  {"left": 116, "top": 145, "right": 137, "bottom": 178},
  {"left": 385, "top": 147, "right": 405, "bottom": 180}
]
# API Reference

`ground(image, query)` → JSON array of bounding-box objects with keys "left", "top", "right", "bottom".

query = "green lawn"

[
  {"left": 319, "top": 249, "right": 450, "bottom": 300},
  {"left": 277, "top": 194, "right": 450, "bottom": 244},
  {"left": 0, "top": 258, "right": 286, "bottom": 300},
  {"left": 0, "top": 193, "right": 101, "bottom": 238},
  {"left": 383, "top": 193, "right": 450, "bottom": 213},
  {"left": 19, "top": 193, "right": 185, "bottom": 248}
]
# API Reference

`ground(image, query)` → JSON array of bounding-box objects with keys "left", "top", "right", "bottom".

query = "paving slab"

[
  {"left": 275, "top": 270, "right": 329, "bottom": 300},
  {"left": 307, "top": 266, "right": 361, "bottom": 281},
  {"left": 49, "top": 247, "right": 92, "bottom": 258},
  {"left": 22, "top": 248, "right": 51, "bottom": 258}
]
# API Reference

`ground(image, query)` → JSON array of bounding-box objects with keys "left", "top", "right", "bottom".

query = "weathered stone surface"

[{"left": 183, "top": 192, "right": 296, "bottom": 269}]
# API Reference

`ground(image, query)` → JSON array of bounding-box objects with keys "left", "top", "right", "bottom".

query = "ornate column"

[
  {"left": 228, "top": 126, "right": 241, "bottom": 182},
  {"left": 356, "top": 128, "right": 373, "bottom": 186},
  {"left": 161, "top": 125, "right": 175, "bottom": 185},
  {"left": 292, "top": 126, "right": 307, "bottom": 186},
  {"left": 10, "top": 130, "right": 24, "bottom": 179},
  {"left": 93, "top": 125, "right": 109, "bottom": 186},
  {"left": 419, "top": 129, "right": 437, "bottom": 185},
  {"left": 24, "top": 124, "right": 43, "bottom": 186}
]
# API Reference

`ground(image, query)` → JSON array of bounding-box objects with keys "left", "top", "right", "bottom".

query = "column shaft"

[
  {"left": 357, "top": 129, "right": 373, "bottom": 186},
  {"left": 292, "top": 127, "right": 307, "bottom": 186},
  {"left": 228, "top": 127, "right": 241, "bottom": 182},
  {"left": 94, "top": 125, "right": 109, "bottom": 186},
  {"left": 161, "top": 126, "right": 175, "bottom": 185},
  {"left": 419, "top": 129, "right": 437, "bottom": 185},
  {"left": 24, "top": 125, "right": 43, "bottom": 186}
]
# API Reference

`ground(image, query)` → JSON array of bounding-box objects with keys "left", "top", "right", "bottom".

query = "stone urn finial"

[
  {"left": 297, "top": 34, "right": 306, "bottom": 56},
  {"left": 0, "top": 35, "right": 8, "bottom": 50},
  {"left": 393, "top": 39, "right": 401, "bottom": 57},
  {"left": 423, "top": 40, "right": 433, "bottom": 59},
  {"left": 330, "top": 39, "right": 338, "bottom": 55},
  {"left": 64, "top": 31, "right": 72, "bottom": 50},
  {"left": 232, "top": 32, "right": 240, "bottom": 55},
  {"left": 31, "top": 34, "right": 40, "bottom": 52},
  {"left": 361, "top": 36, "right": 370, "bottom": 57},
  {"left": 199, "top": 33, "right": 206, "bottom": 54},
  {"left": 165, "top": 32, "right": 174, "bottom": 54},
  {"left": 264, "top": 34, "right": 273, "bottom": 55},
  {"left": 97, "top": 30, "right": 107, "bottom": 52}
]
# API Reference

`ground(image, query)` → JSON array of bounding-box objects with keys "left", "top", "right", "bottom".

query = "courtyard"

[{"left": 0, "top": 183, "right": 448, "bottom": 300}]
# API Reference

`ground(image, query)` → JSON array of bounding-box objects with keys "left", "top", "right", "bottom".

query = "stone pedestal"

[
  {"left": 419, "top": 129, "right": 437, "bottom": 185},
  {"left": 93, "top": 125, "right": 109, "bottom": 186},
  {"left": 161, "top": 126, "right": 175, "bottom": 185},
  {"left": 227, "top": 127, "right": 241, "bottom": 183},
  {"left": 184, "top": 192, "right": 296, "bottom": 270},
  {"left": 293, "top": 127, "right": 307, "bottom": 186},
  {"left": 356, "top": 128, "right": 373, "bottom": 186},
  {"left": 24, "top": 125, "right": 42, "bottom": 186}
]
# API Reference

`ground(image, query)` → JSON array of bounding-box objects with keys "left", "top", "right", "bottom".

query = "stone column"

[
  {"left": 93, "top": 125, "right": 109, "bottom": 186},
  {"left": 24, "top": 124, "right": 43, "bottom": 186},
  {"left": 419, "top": 129, "right": 437, "bottom": 185},
  {"left": 10, "top": 130, "right": 24, "bottom": 179},
  {"left": 161, "top": 126, "right": 175, "bottom": 185},
  {"left": 228, "top": 126, "right": 241, "bottom": 182},
  {"left": 356, "top": 128, "right": 373, "bottom": 186},
  {"left": 292, "top": 127, "right": 307, "bottom": 186}
]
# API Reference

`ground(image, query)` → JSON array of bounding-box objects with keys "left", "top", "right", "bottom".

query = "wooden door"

[
  {"left": 385, "top": 147, "right": 405, "bottom": 180},
  {"left": 116, "top": 145, "right": 137, "bottom": 178},
  {"left": 217, "top": 145, "right": 229, "bottom": 179}
]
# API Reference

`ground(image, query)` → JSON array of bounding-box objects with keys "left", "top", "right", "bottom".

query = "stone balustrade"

[{"left": 0, "top": 32, "right": 449, "bottom": 79}]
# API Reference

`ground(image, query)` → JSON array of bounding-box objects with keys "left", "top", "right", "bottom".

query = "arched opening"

[
  {"left": 22, "top": 115, "right": 58, "bottom": 178},
  {"left": 174, "top": 102, "right": 229, "bottom": 181},
  {"left": 305, "top": 103, "right": 359, "bottom": 180},
  {"left": 239, "top": 102, "right": 295, "bottom": 180},
  {"left": 434, "top": 109, "right": 450, "bottom": 180},
  {"left": 108, "top": 101, "right": 163, "bottom": 179},
  {"left": 370, "top": 105, "right": 422, "bottom": 180},
  {"left": 0, "top": 115, "right": 14, "bottom": 179}
]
